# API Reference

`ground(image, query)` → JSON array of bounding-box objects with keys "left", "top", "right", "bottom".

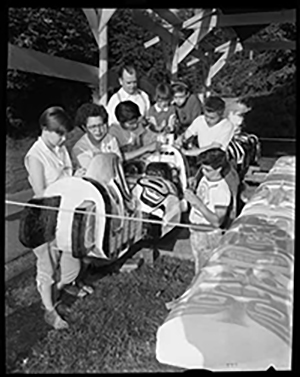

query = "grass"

[{"left": 5, "top": 253, "right": 194, "bottom": 373}]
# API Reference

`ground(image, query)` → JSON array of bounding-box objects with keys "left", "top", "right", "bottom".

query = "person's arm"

[
  {"left": 110, "top": 136, "right": 123, "bottom": 162},
  {"left": 26, "top": 155, "right": 46, "bottom": 197},
  {"left": 182, "top": 141, "right": 222, "bottom": 156},
  {"left": 216, "top": 121, "right": 235, "bottom": 150},
  {"left": 106, "top": 94, "right": 118, "bottom": 126},
  {"left": 174, "top": 118, "right": 198, "bottom": 146},
  {"left": 144, "top": 92, "right": 151, "bottom": 114},
  {"left": 184, "top": 188, "right": 229, "bottom": 228},
  {"left": 72, "top": 144, "right": 92, "bottom": 171},
  {"left": 122, "top": 141, "right": 158, "bottom": 161}
]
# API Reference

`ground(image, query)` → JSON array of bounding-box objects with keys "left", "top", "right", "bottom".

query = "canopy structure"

[{"left": 7, "top": 8, "right": 296, "bottom": 104}]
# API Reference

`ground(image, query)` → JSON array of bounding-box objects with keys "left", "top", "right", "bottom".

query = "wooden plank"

[
  {"left": 82, "top": 8, "right": 100, "bottom": 45},
  {"left": 217, "top": 9, "right": 296, "bottom": 27},
  {"left": 98, "top": 8, "right": 116, "bottom": 34},
  {"left": 186, "top": 57, "right": 200, "bottom": 67},
  {"left": 182, "top": 9, "right": 295, "bottom": 29},
  {"left": 152, "top": 8, "right": 182, "bottom": 27},
  {"left": 243, "top": 40, "right": 296, "bottom": 51},
  {"left": 144, "top": 36, "right": 160, "bottom": 49},
  {"left": 8, "top": 43, "right": 99, "bottom": 85}
]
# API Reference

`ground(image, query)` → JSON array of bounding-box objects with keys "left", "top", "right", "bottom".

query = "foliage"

[{"left": 6, "top": 8, "right": 296, "bottom": 139}]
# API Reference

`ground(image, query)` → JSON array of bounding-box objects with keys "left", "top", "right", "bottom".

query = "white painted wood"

[{"left": 144, "top": 36, "right": 160, "bottom": 49}]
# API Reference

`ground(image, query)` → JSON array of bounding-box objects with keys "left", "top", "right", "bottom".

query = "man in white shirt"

[
  {"left": 106, "top": 64, "right": 151, "bottom": 126},
  {"left": 175, "top": 96, "right": 234, "bottom": 156}
]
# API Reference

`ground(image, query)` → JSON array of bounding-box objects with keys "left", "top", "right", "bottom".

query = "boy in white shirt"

[
  {"left": 175, "top": 96, "right": 234, "bottom": 156},
  {"left": 184, "top": 148, "right": 232, "bottom": 274}
]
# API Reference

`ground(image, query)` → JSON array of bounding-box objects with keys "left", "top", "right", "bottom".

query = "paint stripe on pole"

[
  {"left": 206, "top": 38, "right": 242, "bottom": 87},
  {"left": 171, "top": 9, "right": 217, "bottom": 75},
  {"left": 144, "top": 36, "right": 160, "bottom": 49},
  {"left": 98, "top": 9, "right": 116, "bottom": 106}
]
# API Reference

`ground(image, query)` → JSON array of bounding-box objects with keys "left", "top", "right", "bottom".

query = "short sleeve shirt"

[
  {"left": 106, "top": 87, "right": 151, "bottom": 126},
  {"left": 185, "top": 115, "right": 234, "bottom": 151},
  {"left": 189, "top": 176, "right": 231, "bottom": 225},
  {"left": 108, "top": 122, "right": 146, "bottom": 154},
  {"left": 72, "top": 133, "right": 122, "bottom": 170}
]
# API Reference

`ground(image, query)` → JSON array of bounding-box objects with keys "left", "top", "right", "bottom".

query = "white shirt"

[
  {"left": 189, "top": 176, "right": 231, "bottom": 225},
  {"left": 185, "top": 115, "right": 234, "bottom": 151},
  {"left": 106, "top": 87, "right": 151, "bottom": 126},
  {"left": 24, "top": 136, "right": 72, "bottom": 189}
]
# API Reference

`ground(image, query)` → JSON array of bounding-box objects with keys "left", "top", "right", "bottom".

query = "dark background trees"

[{"left": 7, "top": 8, "right": 296, "bottom": 139}]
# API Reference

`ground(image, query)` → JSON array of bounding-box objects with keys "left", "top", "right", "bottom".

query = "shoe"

[
  {"left": 44, "top": 309, "right": 69, "bottom": 330},
  {"left": 63, "top": 282, "right": 94, "bottom": 298}
]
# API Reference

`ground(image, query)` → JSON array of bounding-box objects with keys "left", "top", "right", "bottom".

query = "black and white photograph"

[{"left": 5, "top": 6, "right": 296, "bottom": 373}]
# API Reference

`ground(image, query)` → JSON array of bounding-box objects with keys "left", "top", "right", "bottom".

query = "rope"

[{"left": 5, "top": 199, "right": 211, "bottom": 231}]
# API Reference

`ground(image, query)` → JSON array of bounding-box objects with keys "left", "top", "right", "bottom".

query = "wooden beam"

[
  {"left": 144, "top": 36, "right": 160, "bottom": 49},
  {"left": 217, "top": 9, "right": 296, "bottom": 27},
  {"left": 186, "top": 57, "right": 200, "bottom": 67},
  {"left": 82, "top": 8, "right": 100, "bottom": 45},
  {"left": 98, "top": 8, "right": 116, "bottom": 33},
  {"left": 7, "top": 43, "right": 99, "bottom": 85},
  {"left": 152, "top": 8, "right": 182, "bottom": 27},
  {"left": 243, "top": 40, "right": 296, "bottom": 51}
]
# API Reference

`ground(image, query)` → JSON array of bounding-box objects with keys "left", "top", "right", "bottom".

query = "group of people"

[{"left": 24, "top": 62, "right": 251, "bottom": 329}]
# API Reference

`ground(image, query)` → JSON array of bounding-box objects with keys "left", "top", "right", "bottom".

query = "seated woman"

[
  {"left": 24, "top": 106, "right": 91, "bottom": 330},
  {"left": 72, "top": 103, "right": 134, "bottom": 211}
]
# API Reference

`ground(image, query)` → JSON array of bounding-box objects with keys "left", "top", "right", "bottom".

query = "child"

[
  {"left": 184, "top": 148, "right": 232, "bottom": 274},
  {"left": 171, "top": 80, "right": 203, "bottom": 134},
  {"left": 175, "top": 96, "right": 235, "bottom": 157},
  {"left": 144, "top": 82, "right": 177, "bottom": 145},
  {"left": 108, "top": 100, "right": 159, "bottom": 162}
]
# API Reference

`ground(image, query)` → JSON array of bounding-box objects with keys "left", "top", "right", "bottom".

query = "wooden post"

[
  {"left": 99, "top": 22, "right": 108, "bottom": 106},
  {"left": 82, "top": 8, "right": 115, "bottom": 106}
]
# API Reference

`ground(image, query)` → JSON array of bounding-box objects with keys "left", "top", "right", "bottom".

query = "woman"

[{"left": 24, "top": 106, "right": 88, "bottom": 330}]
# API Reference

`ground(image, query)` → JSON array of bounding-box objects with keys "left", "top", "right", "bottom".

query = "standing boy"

[{"left": 184, "top": 148, "right": 232, "bottom": 274}]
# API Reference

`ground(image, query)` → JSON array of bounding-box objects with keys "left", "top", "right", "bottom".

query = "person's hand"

[
  {"left": 174, "top": 135, "right": 183, "bottom": 148},
  {"left": 187, "top": 176, "right": 198, "bottom": 191},
  {"left": 184, "top": 188, "right": 201, "bottom": 207},
  {"left": 74, "top": 168, "right": 87, "bottom": 177},
  {"left": 145, "top": 141, "right": 161, "bottom": 153}
]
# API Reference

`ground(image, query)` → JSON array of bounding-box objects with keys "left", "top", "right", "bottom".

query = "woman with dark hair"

[
  {"left": 24, "top": 106, "right": 90, "bottom": 331},
  {"left": 72, "top": 103, "right": 122, "bottom": 171}
]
